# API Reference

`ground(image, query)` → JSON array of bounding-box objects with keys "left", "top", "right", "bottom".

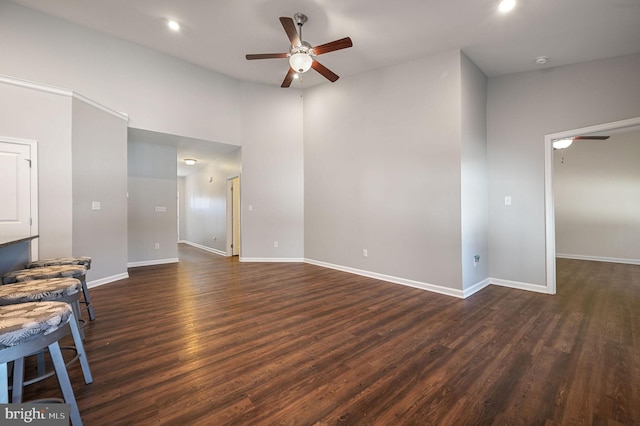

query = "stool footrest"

[{"left": 19, "top": 346, "right": 80, "bottom": 387}]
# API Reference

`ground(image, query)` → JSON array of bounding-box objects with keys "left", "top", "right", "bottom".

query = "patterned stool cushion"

[
  {"left": 2, "top": 265, "right": 87, "bottom": 285},
  {"left": 26, "top": 256, "right": 92, "bottom": 270},
  {"left": 0, "top": 302, "right": 72, "bottom": 348},
  {"left": 0, "top": 278, "right": 81, "bottom": 305}
]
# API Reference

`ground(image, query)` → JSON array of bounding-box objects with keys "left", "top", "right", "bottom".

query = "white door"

[
  {"left": 231, "top": 176, "right": 240, "bottom": 256},
  {"left": 0, "top": 141, "right": 32, "bottom": 236},
  {"left": 227, "top": 176, "right": 241, "bottom": 256}
]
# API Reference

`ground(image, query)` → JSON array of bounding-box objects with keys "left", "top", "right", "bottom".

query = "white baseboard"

[
  {"left": 463, "top": 278, "right": 492, "bottom": 298},
  {"left": 490, "top": 277, "right": 551, "bottom": 294},
  {"left": 127, "top": 258, "right": 179, "bottom": 268},
  {"left": 556, "top": 253, "right": 640, "bottom": 265},
  {"left": 304, "top": 258, "right": 466, "bottom": 298},
  {"left": 180, "top": 241, "right": 228, "bottom": 257},
  {"left": 243, "top": 257, "right": 498, "bottom": 299},
  {"left": 87, "top": 272, "right": 129, "bottom": 289},
  {"left": 240, "top": 257, "right": 304, "bottom": 263},
  {"left": 86, "top": 255, "right": 551, "bottom": 300}
]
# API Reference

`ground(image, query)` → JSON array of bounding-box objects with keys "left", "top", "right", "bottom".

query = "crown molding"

[{"left": 0, "top": 74, "right": 128, "bottom": 121}]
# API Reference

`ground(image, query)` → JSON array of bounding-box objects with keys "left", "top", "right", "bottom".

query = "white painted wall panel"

[
  {"left": 304, "top": 50, "right": 464, "bottom": 289},
  {"left": 460, "top": 52, "right": 489, "bottom": 290},
  {"left": 127, "top": 140, "right": 178, "bottom": 263},
  {"left": 72, "top": 98, "right": 128, "bottom": 280}
]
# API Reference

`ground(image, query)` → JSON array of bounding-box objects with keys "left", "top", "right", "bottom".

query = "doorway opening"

[
  {"left": 227, "top": 175, "right": 241, "bottom": 256},
  {"left": 544, "top": 116, "right": 640, "bottom": 294}
]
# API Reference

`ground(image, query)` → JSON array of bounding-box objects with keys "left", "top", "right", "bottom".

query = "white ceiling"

[
  {"left": 128, "top": 128, "right": 239, "bottom": 177},
  {"left": 13, "top": 0, "right": 640, "bottom": 174},
  {"left": 11, "top": 0, "right": 640, "bottom": 89}
]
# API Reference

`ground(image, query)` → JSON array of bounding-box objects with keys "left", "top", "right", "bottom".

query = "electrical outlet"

[
  {"left": 473, "top": 255, "right": 480, "bottom": 267},
  {"left": 362, "top": 249, "right": 368, "bottom": 257},
  {"left": 274, "top": 241, "right": 279, "bottom": 248},
  {"left": 154, "top": 243, "right": 160, "bottom": 250}
]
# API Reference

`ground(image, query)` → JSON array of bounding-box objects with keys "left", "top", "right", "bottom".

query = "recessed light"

[
  {"left": 497, "top": 0, "right": 517, "bottom": 13},
  {"left": 184, "top": 159, "right": 197, "bottom": 165},
  {"left": 167, "top": 20, "right": 181, "bottom": 32},
  {"left": 535, "top": 56, "right": 549, "bottom": 65}
]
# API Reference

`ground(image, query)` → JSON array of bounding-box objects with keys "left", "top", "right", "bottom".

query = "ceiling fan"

[
  {"left": 552, "top": 135, "right": 610, "bottom": 150},
  {"left": 246, "top": 13, "right": 353, "bottom": 88}
]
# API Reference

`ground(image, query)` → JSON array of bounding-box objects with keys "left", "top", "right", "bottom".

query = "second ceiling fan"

[
  {"left": 552, "top": 135, "right": 610, "bottom": 150},
  {"left": 246, "top": 13, "right": 353, "bottom": 88}
]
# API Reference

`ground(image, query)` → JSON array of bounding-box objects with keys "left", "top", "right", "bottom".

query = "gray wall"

[
  {"left": 304, "top": 50, "right": 465, "bottom": 291},
  {"left": 460, "top": 53, "right": 489, "bottom": 289},
  {"left": 0, "top": 81, "right": 73, "bottom": 257},
  {"left": 127, "top": 140, "right": 178, "bottom": 264},
  {"left": 240, "top": 83, "right": 304, "bottom": 260},
  {"left": 0, "top": 1, "right": 240, "bottom": 145},
  {"left": 182, "top": 148, "right": 241, "bottom": 254},
  {"left": 554, "top": 129, "right": 640, "bottom": 263},
  {"left": 0, "top": 1, "right": 305, "bottom": 264},
  {"left": 5, "top": 0, "right": 640, "bottom": 296},
  {"left": 72, "top": 98, "right": 128, "bottom": 279},
  {"left": 0, "top": 79, "right": 128, "bottom": 283},
  {"left": 487, "top": 53, "right": 640, "bottom": 287}
]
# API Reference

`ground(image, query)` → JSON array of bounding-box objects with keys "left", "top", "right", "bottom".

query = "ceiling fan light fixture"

[
  {"left": 552, "top": 138, "right": 573, "bottom": 150},
  {"left": 289, "top": 52, "right": 313, "bottom": 73}
]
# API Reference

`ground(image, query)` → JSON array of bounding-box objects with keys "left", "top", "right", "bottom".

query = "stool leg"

[
  {"left": 68, "top": 313, "right": 93, "bottom": 384},
  {"left": 36, "top": 351, "right": 46, "bottom": 377},
  {"left": 11, "top": 357, "right": 25, "bottom": 403},
  {"left": 71, "top": 300, "right": 86, "bottom": 341},
  {"left": 49, "top": 340, "right": 83, "bottom": 426},
  {"left": 0, "top": 362, "right": 8, "bottom": 403},
  {"left": 81, "top": 277, "right": 96, "bottom": 321}
]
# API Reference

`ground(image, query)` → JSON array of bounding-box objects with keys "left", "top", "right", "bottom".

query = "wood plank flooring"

[{"left": 21, "top": 245, "right": 640, "bottom": 425}]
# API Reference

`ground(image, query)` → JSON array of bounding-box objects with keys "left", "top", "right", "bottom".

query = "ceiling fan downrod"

[{"left": 294, "top": 13, "right": 308, "bottom": 42}]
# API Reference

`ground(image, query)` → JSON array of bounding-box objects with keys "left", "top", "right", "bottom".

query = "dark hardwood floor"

[{"left": 22, "top": 245, "right": 640, "bottom": 425}]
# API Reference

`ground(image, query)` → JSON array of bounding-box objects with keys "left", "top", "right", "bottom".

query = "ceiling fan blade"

[
  {"left": 246, "top": 53, "right": 288, "bottom": 60},
  {"left": 312, "top": 37, "right": 353, "bottom": 55},
  {"left": 280, "top": 17, "right": 301, "bottom": 46},
  {"left": 573, "top": 135, "right": 610, "bottom": 140},
  {"left": 281, "top": 68, "right": 295, "bottom": 88},
  {"left": 311, "top": 60, "right": 339, "bottom": 82}
]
